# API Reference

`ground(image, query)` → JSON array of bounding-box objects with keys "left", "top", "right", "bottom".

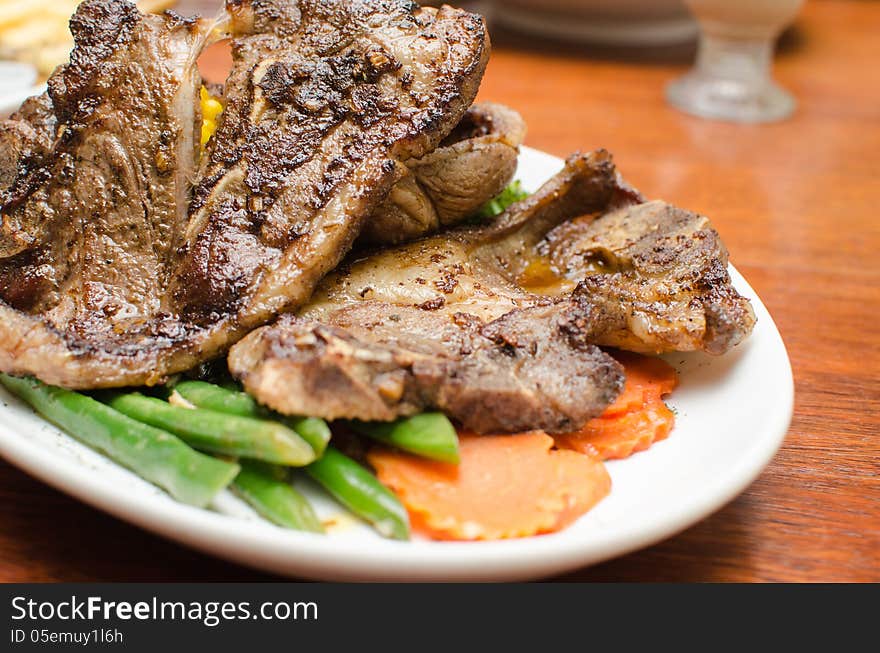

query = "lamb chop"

[
  {"left": 229, "top": 150, "right": 756, "bottom": 432},
  {"left": 197, "top": 90, "right": 526, "bottom": 246},
  {"left": 0, "top": 0, "right": 489, "bottom": 388},
  {"left": 297, "top": 149, "right": 756, "bottom": 353},
  {"left": 228, "top": 293, "right": 626, "bottom": 434},
  {"left": 0, "top": 0, "right": 210, "bottom": 387},
  {"left": 177, "top": 0, "right": 489, "bottom": 326}
]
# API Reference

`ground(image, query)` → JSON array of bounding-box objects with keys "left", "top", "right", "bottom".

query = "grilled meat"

[
  {"left": 178, "top": 0, "right": 489, "bottom": 327},
  {"left": 0, "top": 94, "right": 56, "bottom": 205},
  {"left": 194, "top": 93, "right": 525, "bottom": 246},
  {"left": 542, "top": 199, "right": 758, "bottom": 354},
  {"left": 230, "top": 303, "right": 624, "bottom": 433},
  {"left": 230, "top": 150, "right": 756, "bottom": 430},
  {"left": 361, "top": 102, "right": 526, "bottom": 245},
  {"left": 300, "top": 149, "right": 755, "bottom": 353},
  {"left": 0, "top": 0, "right": 209, "bottom": 387},
  {"left": 297, "top": 150, "right": 634, "bottom": 325},
  {"left": 0, "top": 0, "right": 489, "bottom": 388}
]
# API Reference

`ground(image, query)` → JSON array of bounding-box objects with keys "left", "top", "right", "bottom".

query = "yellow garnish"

[
  {"left": 200, "top": 119, "right": 216, "bottom": 148},
  {"left": 201, "top": 86, "right": 224, "bottom": 121},
  {"left": 199, "top": 86, "right": 223, "bottom": 148}
]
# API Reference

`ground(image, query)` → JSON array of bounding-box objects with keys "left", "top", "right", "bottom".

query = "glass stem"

[{"left": 696, "top": 32, "right": 774, "bottom": 88}]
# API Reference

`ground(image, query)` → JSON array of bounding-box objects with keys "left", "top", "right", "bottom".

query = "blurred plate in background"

[{"left": 489, "top": 0, "right": 697, "bottom": 46}]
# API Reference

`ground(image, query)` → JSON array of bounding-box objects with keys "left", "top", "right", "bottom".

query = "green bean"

[
  {"left": 106, "top": 393, "right": 315, "bottom": 466},
  {"left": 290, "top": 417, "right": 332, "bottom": 458},
  {"left": 173, "top": 380, "right": 331, "bottom": 456},
  {"left": 305, "top": 447, "right": 409, "bottom": 540},
  {"left": 232, "top": 461, "right": 323, "bottom": 533},
  {"left": 171, "top": 380, "right": 258, "bottom": 416},
  {"left": 173, "top": 381, "right": 407, "bottom": 539},
  {"left": 350, "top": 412, "right": 460, "bottom": 464},
  {"left": 0, "top": 375, "right": 238, "bottom": 507}
]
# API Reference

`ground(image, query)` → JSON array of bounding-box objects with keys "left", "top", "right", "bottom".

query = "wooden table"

[{"left": 0, "top": 0, "right": 877, "bottom": 582}]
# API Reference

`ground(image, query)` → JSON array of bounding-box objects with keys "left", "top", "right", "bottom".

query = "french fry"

[
  {"left": 1, "top": 21, "right": 72, "bottom": 49},
  {"left": 0, "top": 3, "right": 77, "bottom": 32},
  {"left": 0, "top": 1, "right": 177, "bottom": 79}
]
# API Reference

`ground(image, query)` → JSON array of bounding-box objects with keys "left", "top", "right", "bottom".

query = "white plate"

[{"left": 0, "top": 147, "right": 793, "bottom": 581}]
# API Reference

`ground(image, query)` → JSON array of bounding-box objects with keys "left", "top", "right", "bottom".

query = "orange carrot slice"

[
  {"left": 554, "top": 353, "right": 678, "bottom": 460},
  {"left": 555, "top": 399, "right": 675, "bottom": 460},
  {"left": 368, "top": 431, "right": 611, "bottom": 541},
  {"left": 603, "top": 351, "right": 678, "bottom": 416},
  {"left": 601, "top": 381, "right": 647, "bottom": 418}
]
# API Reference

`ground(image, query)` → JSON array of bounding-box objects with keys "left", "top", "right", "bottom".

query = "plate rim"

[{"left": 0, "top": 147, "right": 794, "bottom": 581}]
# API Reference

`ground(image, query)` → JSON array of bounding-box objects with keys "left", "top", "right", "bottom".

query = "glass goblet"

[{"left": 667, "top": 0, "right": 805, "bottom": 123}]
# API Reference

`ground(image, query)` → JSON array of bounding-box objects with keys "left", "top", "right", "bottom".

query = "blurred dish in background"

[
  {"left": 0, "top": 0, "right": 175, "bottom": 79},
  {"left": 487, "top": 0, "right": 698, "bottom": 46},
  {"left": 0, "top": 59, "right": 38, "bottom": 117},
  {"left": 0, "top": 60, "right": 35, "bottom": 93}
]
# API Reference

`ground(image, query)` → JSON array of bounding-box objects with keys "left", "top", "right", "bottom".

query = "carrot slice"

[
  {"left": 368, "top": 431, "right": 611, "bottom": 541},
  {"left": 554, "top": 353, "right": 678, "bottom": 460},
  {"left": 601, "top": 381, "right": 647, "bottom": 418},
  {"left": 603, "top": 351, "right": 678, "bottom": 416},
  {"left": 555, "top": 399, "right": 675, "bottom": 460}
]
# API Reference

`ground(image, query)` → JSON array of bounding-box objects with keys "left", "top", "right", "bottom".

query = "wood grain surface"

[{"left": 0, "top": 0, "right": 877, "bottom": 582}]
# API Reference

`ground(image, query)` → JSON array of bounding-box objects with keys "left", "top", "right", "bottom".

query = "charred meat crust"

[
  {"left": 0, "top": 0, "right": 205, "bottom": 320},
  {"left": 229, "top": 304, "right": 624, "bottom": 434},
  {"left": 549, "top": 200, "right": 757, "bottom": 354},
  {"left": 48, "top": 0, "right": 142, "bottom": 127},
  {"left": 177, "top": 0, "right": 490, "bottom": 325}
]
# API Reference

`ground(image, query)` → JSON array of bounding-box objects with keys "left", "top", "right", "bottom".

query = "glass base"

[{"left": 666, "top": 70, "right": 795, "bottom": 123}]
